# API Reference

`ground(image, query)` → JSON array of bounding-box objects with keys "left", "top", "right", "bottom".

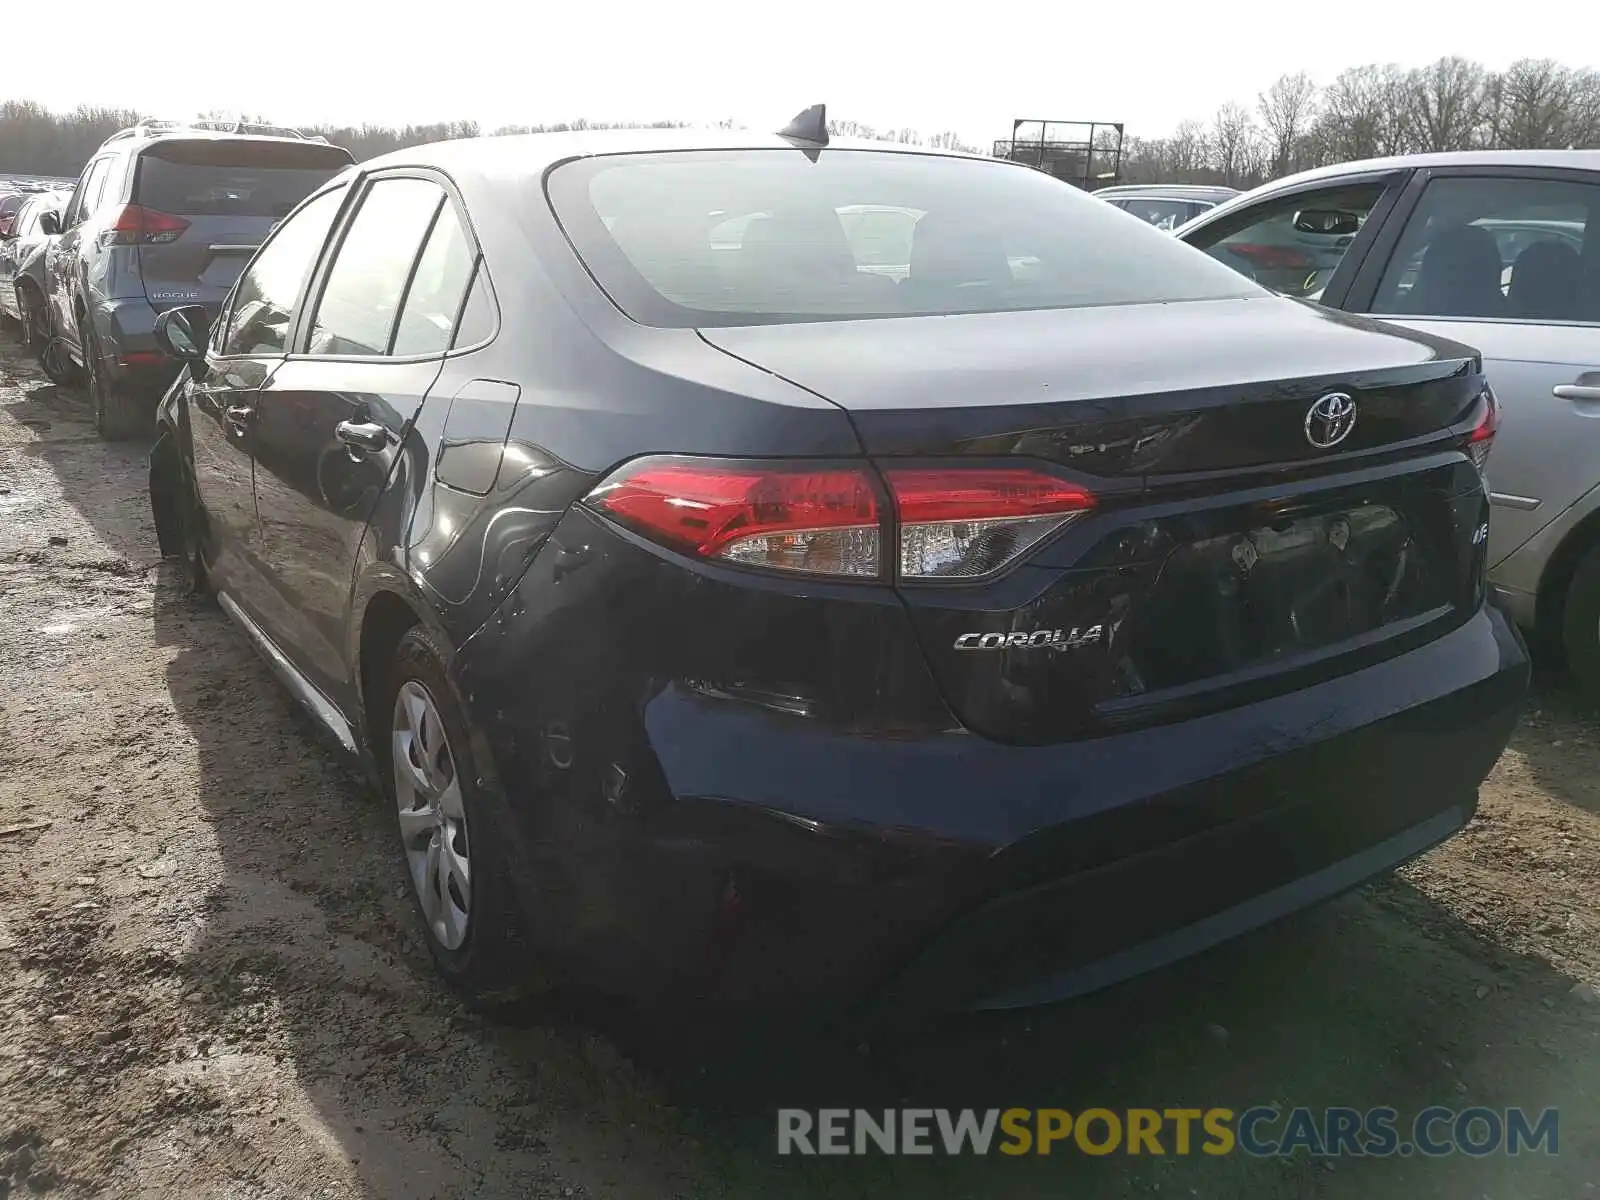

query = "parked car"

[
  {"left": 0, "top": 189, "right": 67, "bottom": 351},
  {"left": 1094, "top": 184, "right": 1240, "bottom": 231},
  {"left": 147, "top": 124, "right": 1526, "bottom": 1015},
  {"left": 0, "top": 190, "right": 28, "bottom": 238},
  {"left": 39, "top": 118, "right": 354, "bottom": 439},
  {"left": 1175, "top": 150, "right": 1600, "bottom": 691}
]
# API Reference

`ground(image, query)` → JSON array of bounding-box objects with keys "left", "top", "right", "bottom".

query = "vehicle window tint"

[
  {"left": 86, "top": 159, "right": 118, "bottom": 217},
  {"left": 220, "top": 185, "right": 347, "bottom": 356},
  {"left": 12, "top": 201, "right": 36, "bottom": 237},
  {"left": 68, "top": 160, "right": 107, "bottom": 226},
  {"left": 136, "top": 156, "right": 344, "bottom": 219},
  {"left": 1121, "top": 197, "right": 1196, "bottom": 231},
  {"left": 391, "top": 200, "right": 476, "bottom": 356},
  {"left": 545, "top": 149, "right": 1259, "bottom": 327},
  {"left": 307, "top": 177, "right": 445, "bottom": 357},
  {"left": 1368, "top": 176, "right": 1599, "bottom": 323},
  {"left": 1186, "top": 182, "right": 1383, "bottom": 300},
  {"left": 450, "top": 264, "right": 495, "bottom": 349}
]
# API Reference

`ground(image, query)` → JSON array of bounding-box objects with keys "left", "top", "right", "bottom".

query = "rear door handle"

[
  {"left": 335, "top": 419, "right": 388, "bottom": 452},
  {"left": 1554, "top": 384, "right": 1600, "bottom": 402},
  {"left": 223, "top": 405, "right": 255, "bottom": 435}
]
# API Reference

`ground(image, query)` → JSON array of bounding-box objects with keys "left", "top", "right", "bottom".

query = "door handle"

[
  {"left": 1554, "top": 384, "right": 1600, "bottom": 402},
  {"left": 223, "top": 405, "right": 255, "bottom": 435},
  {"left": 335, "top": 419, "right": 388, "bottom": 452}
]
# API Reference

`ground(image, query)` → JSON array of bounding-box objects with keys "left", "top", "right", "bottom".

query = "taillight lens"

[
  {"left": 583, "top": 457, "right": 882, "bottom": 577},
  {"left": 885, "top": 467, "right": 1095, "bottom": 579},
  {"left": 0, "top": 215, "right": 13, "bottom": 237},
  {"left": 101, "top": 204, "right": 191, "bottom": 247},
  {"left": 582, "top": 457, "right": 1096, "bottom": 582},
  {"left": 1466, "top": 385, "right": 1498, "bottom": 477}
]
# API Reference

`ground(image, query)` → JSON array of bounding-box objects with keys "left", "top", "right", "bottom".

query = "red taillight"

[
  {"left": 0, "top": 215, "right": 13, "bottom": 237},
  {"left": 1224, "top": 243, "right": 1313, "bottom": 271},
  {"left": 101, "top": 204, "right": 191, "bottom": 247},
  {"left": 1466, "top": 386, "right": 1498, "bottom": 476},
  {"left": 584, "top": 457, "right": 882, "bottom": 577},
  {"left": 582, "top": 458, "right": 1096, "bottom": 582},
  {"left": 885, "top": 468, "right": 1095, "bottom": 579}
]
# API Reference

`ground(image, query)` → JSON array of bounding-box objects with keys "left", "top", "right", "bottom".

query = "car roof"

[
  {"left": 355, "top": 126, "right": 1003, "bottom": 185},
  {"left": 1247, "top": 149, "right": 1600, "bottom": 192},
  {"left": 1096, "top": 184, "right": 1239, "bottom": 198},
  {"left": 120, "top": 131, "right": 348, "bottom": 152},
  {"left": 1100, "top": 183, "right": 1235, "bottom": 192}
]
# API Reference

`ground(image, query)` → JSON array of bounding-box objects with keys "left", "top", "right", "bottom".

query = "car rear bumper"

[
  {"left": 465, "top": 598, "right": 1527, "bottom": 1013},
  {"left": 96, "top": 298, "right": 187, "bottom": 394}
]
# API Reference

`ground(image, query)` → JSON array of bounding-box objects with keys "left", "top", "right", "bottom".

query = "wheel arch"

[
  {"left": 1536, "top": 504, "right": 1600, "bottom": 636},
  {"left": 348, "top": 565, "right": 458, "bottom": 764}
]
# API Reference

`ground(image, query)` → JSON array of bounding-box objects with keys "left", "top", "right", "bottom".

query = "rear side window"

[
  {"left": 391, "top": 201, "right": 477, "bottom": 356},
  {"left": 306, "top": 177, "right": 446, "bottom": 357},
  {"left": 1368, "top": 176, "right": 1600, "bottom": 322},
  {"left": 135, "top": 141, "right": 351, "bottom": 219},
  {"left": 451, "top": 266, "right": 496, "bottom": 349},
  {"left": 545, "top": 149, "right": 1259, "bottom": 327}
]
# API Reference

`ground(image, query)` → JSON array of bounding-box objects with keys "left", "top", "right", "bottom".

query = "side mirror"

[
  {"left": 154, "top": 305, "right": 208, "bottom": 363},
  {"left": 1293, "top": 209, "right": 1361, "bottom": 236},
  {"left": 37, "top": 210, "right": 60, "bottom": 235}
]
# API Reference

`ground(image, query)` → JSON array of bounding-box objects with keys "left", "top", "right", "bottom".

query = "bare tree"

[
  {"left": 1211, "top": 102, "right": 1256, "bottom": 187},
  {"left": 1408, "top": 56, "right": 1488, "bottom": 151},
  {"left": 1168, "top": 119, "right": 1211, "bottom": 177},
  {"left": 1484, "top": 58, "right": 1598, "bottom": 148},
  {"left": 1258, "top": 72, "right": 1318, "bottom": 176}
]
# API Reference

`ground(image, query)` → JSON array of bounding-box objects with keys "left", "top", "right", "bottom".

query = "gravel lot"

[{"left": 0, "top": 336, "right": 1596, "bottom": 1198}]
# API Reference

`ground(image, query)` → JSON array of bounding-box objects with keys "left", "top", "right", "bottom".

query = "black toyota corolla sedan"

[{"left": 147, "top": 115, "right": 1528, "bottom": 1015}]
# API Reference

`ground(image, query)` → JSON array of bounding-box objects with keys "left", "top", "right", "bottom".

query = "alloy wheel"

[{"left": 392, "top": 679, "right": 472, "bottom": 950}]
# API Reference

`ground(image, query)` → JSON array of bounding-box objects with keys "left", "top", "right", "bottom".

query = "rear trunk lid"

[
  {"left": 700, "top": 296, "right": 1492, "bottom": 744},
  {"left": 131, "top": 138, "right": 352, "bottom": 317}
]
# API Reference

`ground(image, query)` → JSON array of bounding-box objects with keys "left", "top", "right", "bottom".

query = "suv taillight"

[
  {"left": 101, "top": 204, "right": 191, "bottom": 247},
  {"left": 1466, "top": 385, "right": 1498, "bottom": 478},
  {"left": 582, "top": 457, "right": 1095, "bottom": 582}
]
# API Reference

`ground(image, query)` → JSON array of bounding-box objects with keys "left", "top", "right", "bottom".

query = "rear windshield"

[
  {"left": 135, "top": 143, "right": 351, "bottom": 219},
  {"left": 545, "top": 149, "right": 1260, "bottom": 327}
]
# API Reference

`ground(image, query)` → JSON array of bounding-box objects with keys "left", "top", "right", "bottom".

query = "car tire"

[
  {"left": 379, "top": 624, "right": 544, "bottom": 1006},
  {"left": 1560, "top": 543, "right": 1600, "bottom": 697},
  {"left": 82, "top": 319, "right": 147, "bottom": 441},
  {"left": 151, "top": 423, "right": 210, "bottom": 599}
]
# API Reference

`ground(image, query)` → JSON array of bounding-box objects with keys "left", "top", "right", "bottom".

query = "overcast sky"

[{"left": 8, "top": 1, "right": 1589, "bottom": 143}]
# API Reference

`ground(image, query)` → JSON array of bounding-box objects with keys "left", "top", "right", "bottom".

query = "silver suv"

[{"left": 40, "top": 119, "right": 354, "bottom": 438}]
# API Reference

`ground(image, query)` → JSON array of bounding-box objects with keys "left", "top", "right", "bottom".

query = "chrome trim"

[
  {"left": 1488, "top": 493, "right": 1541, "bottom": 511},
  {"left": 217, "top": 591, "right": 357, "bottom": 753}
]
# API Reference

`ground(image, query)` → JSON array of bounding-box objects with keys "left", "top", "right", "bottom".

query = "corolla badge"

[
  {"left": 1304, "top": 391, "right": 1357, "bottom": 449},
  {"left": 953, "top": 626, "right": 1105, "bottom": 651}
]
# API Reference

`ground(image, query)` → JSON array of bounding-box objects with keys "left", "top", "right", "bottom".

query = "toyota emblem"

[{"left": 1304, "top": 392, "right": 1357, "bottom": 449}]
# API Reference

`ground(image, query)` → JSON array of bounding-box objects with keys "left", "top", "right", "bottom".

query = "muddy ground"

[{"left": 0, "top": 334, "right": 1596, "bottom": 1199}]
